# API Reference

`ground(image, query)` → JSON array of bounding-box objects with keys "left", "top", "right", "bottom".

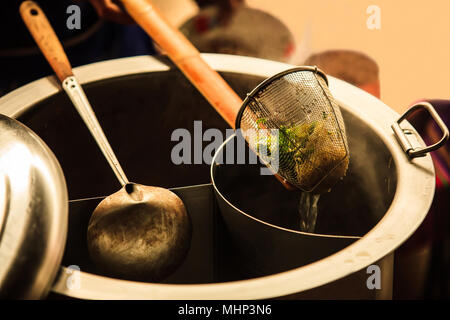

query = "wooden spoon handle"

[
  {"left": 121, "top": 0, "right": 242, "bottom": 128},
  {"left": 20, "top": 1, "right": 73, "bottom": 82}
]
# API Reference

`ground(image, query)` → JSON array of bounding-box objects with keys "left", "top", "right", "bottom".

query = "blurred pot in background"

[
  {"left": 181, "top": 1, "right": 296, "bottom": 63},
  {"left": 304, "top": 50, "right": 380, "bottom": 98}
]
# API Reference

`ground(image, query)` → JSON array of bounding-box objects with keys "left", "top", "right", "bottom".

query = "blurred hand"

[{"left": 88, "top": 0, "right": 134, "bottom": 24}]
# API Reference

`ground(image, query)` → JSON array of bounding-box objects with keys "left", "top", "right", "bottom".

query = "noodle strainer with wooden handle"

[{"left": 121, "top": 0, "right": 350, "bottom": 193}]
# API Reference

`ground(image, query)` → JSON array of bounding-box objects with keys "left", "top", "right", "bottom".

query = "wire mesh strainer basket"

[{"left": 235, "top": 66, "right": 350, "bottom": 193}]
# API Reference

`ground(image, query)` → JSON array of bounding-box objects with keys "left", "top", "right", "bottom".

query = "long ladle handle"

[
  {"left": 121, "top": 0, "right": 242, "bottom": 128},
  {"left": 20, "top": 1, "right": 129, "bottom": 186}
]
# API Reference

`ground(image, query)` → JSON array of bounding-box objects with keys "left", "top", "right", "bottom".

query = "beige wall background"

[
  {"left": 158, "top": 0, "right": 450, "bottom": 113},
  {"left": 246, "top": 0, "right": 450, "bottom": 113}
]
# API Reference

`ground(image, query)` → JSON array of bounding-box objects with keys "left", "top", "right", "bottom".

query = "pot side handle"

[{"left": 392, "top": 102, "right": 449, "bottom": 158}]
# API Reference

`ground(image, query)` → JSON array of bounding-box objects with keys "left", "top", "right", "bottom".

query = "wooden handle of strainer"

[
  {"left": 121, "top": 0, "right": 242, "bottom": 128},
  {"left": 20, "top": 1, "right": 73, "bottom": 82}
]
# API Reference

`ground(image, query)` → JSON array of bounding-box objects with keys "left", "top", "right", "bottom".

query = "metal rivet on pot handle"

[{"left": 392, "top": 102, "right": 449, "bottom": 158}]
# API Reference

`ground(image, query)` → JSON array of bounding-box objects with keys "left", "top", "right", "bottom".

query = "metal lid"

[{"left": 0, "top": 114, "right": 68, "bottom": 299}]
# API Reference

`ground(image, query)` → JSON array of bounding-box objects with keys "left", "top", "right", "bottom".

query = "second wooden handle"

[
  {"left": 20, "top": 1, "right": 73, "bottom": 82},
  {"left": 121, "top": 0, "right": 242, "bottom": 128}
]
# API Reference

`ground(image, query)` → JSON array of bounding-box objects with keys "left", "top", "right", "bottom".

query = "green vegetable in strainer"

[
  {"left": 256, "top": 120, "right": 318, "bottom": 166},
  {"left": 255, "top": 118, "right": 349, "bottom": 192}
]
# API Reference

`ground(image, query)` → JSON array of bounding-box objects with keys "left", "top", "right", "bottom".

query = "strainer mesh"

[{"left": 238, "top": 68, "right": 349, "bottom": 192}]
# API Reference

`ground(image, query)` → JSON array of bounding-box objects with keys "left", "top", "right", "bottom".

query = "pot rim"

[{"left": 0, "top": 54, "right": 435, "bottom": 299}]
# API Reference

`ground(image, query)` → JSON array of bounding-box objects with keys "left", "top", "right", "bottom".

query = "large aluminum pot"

[{"left": 0, "top": 54, "right": 436, "bottom": 299}]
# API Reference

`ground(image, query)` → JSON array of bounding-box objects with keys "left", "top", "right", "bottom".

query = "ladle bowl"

[{"left": 88, "top": 183, "right": 191, "bottom": 282}]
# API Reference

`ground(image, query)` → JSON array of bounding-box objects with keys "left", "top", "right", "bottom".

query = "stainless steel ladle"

[{"left": 21, "top": 1, "right": 192, "bottom": 282}]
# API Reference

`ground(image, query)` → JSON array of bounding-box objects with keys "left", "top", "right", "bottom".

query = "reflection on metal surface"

[{"left": 0, "top": 174, "right": 10, "bottom": 242}]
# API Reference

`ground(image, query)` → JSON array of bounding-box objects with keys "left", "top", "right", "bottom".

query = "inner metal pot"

[{"left": 0, "top": 54, "right": 435, "bottom": 299}]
